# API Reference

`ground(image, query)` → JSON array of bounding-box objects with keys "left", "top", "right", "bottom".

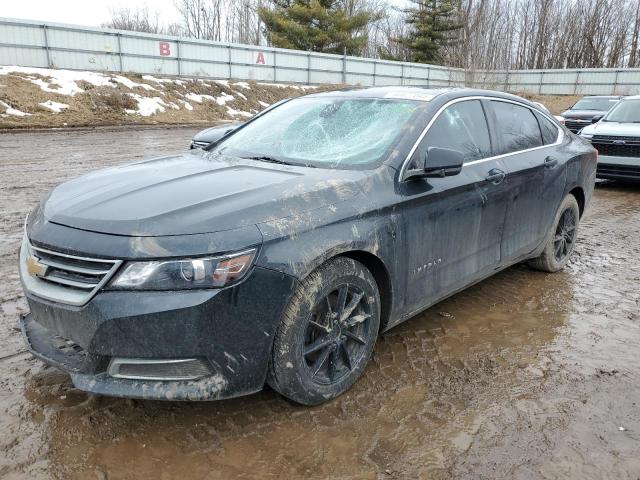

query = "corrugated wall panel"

[
  {"left": 231, "top": 64, "right": 273, "bottom": 81},
  {"left": 231, "top": 47, "right": 272, "bottom": 67},
  {"left": 179, "top": 60, "right": 229, "bottom": 78},
  {"left": 0, "top": 45, "right": 47, "bottom": 67},
  {"left": 346, "top": 59, "right": 374, "bottom": 74},
  {"left": 180, "top": 43, "right": 229, "bottom": 64},
  {"left": 47, "top": 29, "right": 118, "bottom": 54},
  {"left": 310, "top": 55, "right": 342, "bottom": 73},
  {"left": 309, "top": 70, "right": 342, "bottom": 84},
  {"left": 274, "top": 67, "right": 307, "bottom": 83},
  {"left": 49, "top": 49, "right": 119, "bottom": 71},
  {"left": 346, "top": 73, "right": 373, "bottom": 86},
  {"left": 122, "top": 56, "right": 178, "bottom": 75},
  {"left": 275, "top": 52, "right": 307, "bottom": 69},
  {"left": 122, "top": 36, "right": 175, "bottom": 57},
  {"left": 0, "top": 23, "right": 44, "bottom": 46}
]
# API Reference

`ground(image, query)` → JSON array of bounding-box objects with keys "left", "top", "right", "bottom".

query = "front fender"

[{"left": 255, "top": 199, "right": 399, "bottom": 282}]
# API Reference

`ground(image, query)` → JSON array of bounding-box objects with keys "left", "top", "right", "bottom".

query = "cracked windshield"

[{"left": 214, "top": 97, "right": 422, "bottom": 167}]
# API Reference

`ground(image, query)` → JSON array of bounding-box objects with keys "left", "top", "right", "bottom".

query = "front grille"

[
  {"left": 597, "top": 163, "right": 640, "bottom": 179},
  {"left": 592, "top": 135, "right": 640, "bottom": 144},
  {"left": 564, "top": 119, "right": 592, "bottom": 133},
  {"left": 592, "top": 136, "right": 640, "bottom": 158},
  {"left": 21, "top": 235, "right": 122, "bottom": 306},
  {"left": 33, "top": 247, "right": 115, "bottom": 290}
]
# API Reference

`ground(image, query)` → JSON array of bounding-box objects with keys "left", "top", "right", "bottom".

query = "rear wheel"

[
  {"left": 528, "top": 194, "right": 580, "bottom": 272},
  {"left": 267, "top": 257, "right": 380, "bottom": 405}
]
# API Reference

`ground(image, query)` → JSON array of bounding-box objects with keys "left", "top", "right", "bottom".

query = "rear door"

[
  {"left": 487, "top": 100, "right": 566, "bottom": 261},
  {"left": 399, "top": 99, "right": 509, "bottom": 317}
]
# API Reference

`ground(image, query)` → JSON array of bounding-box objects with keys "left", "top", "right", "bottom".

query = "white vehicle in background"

[
  {"left": 532, "top": 101, "right": 565, "bottom": 125},
  {"left": 579, "top": 96, "right": 640, "bottom": 181}
]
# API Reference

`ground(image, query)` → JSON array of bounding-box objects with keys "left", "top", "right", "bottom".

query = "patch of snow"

[
  {"left": 232, "top": 81, "right": 251, "bottom": 90},
  {"left": 215, "top": 80, "right": 229, "bottom": 86},
  {"left": 126, "top": 94, "right": 167, "bottom": 116},
  {"left": 233, "top": 90, "right": 248, "bottom": 100},
  {"left": 142, "top": 75, "right": 188, "bottom": 87},
  {"left": 215, "top": 92, "right": 235, "bottom": 105},
  {"left": 180, "top": 100, "right": 193, "bottom": 111},
  {"left": 185, "top": 92, "right": 234, "bottom": 106},
  {"left": 0, "top": 100, "right": 31, "bottom": 116},
  {"left": 185, "top": 93, "right": 216, "bottom": 104},
  {"left": 0, "top": 66, "right": 114, "bottom": 95},
  {"left": 39, "top": 100, "right": 69, "bottom": 113},
  {"left": 258, "top": 100, "right": 270, "bottom": 108},
  {"left": 112, "top": 75, "right": 157, "bottom": 91},
  {"left": 226, "top": 107, "right": 252, "bottom": 118},
  {"left": 0, "top": 66, "right": 158, "bottom": 96}
]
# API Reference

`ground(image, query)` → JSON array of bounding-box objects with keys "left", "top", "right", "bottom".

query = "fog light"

[{"left": 108, "top": 358, "right": 212, "bottom": 381}]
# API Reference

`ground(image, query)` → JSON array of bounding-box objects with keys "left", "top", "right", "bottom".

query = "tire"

[
  {"left": 267, "top": 256, "right": 381, "bottom": 405},
  {"left": 528, "top": 194, "right": 580, "bottom": 273}
]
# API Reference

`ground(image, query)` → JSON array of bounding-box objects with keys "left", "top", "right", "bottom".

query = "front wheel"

[
  {"left": 267, "top": 257, "right": 380, "bottom": 405},
  {"left": 528, "top": 194, "right": 580, "bottom": 272}
]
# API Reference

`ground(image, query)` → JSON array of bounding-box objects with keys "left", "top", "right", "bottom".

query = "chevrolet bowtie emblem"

[{"left": 26, "top": 255, "right": 48, "bottom": 278}]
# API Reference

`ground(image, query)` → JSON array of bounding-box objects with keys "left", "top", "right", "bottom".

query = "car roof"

[
  {"left": 303, "top": 86, "right": 542, "bottom": 107},
  {"left": 580, "top": 95, "right": 622, "bottom": 99},
  {"left": 619, "top": 95, "right": 640, "bottom": 100}
]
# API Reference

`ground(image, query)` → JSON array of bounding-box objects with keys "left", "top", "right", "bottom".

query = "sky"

[
  {"left": 1, "top": 0, "right": 182, "bottom": 26},
  {"left": 1, "top": 0, "right": 409, "bottom": 27}
]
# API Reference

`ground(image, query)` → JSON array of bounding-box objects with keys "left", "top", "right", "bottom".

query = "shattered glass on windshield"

[{"left": 214, "top": 97, "right": 422, "bottom": 168}]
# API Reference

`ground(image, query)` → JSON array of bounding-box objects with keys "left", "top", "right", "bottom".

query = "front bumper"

[
  {"left": 20, "top": 266, "right": 296, "bottom": 400},
  {"left": 597, "top": 155, "right": 640, "bottom": 181}
]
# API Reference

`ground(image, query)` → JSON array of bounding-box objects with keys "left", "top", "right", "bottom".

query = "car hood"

[
  {"left": 42, "top": 151, "right": 365, "bottom": 236},
  {"left": 580, "top": 122, "right": 640, "bottom": 137},
  {"left": 561, "top": 109, "right": 608, "bottom": 119}
]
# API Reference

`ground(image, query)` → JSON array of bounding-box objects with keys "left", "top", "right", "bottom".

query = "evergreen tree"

[
  {"left": 258, "top": 0, "right": 379, "bottom": 55},
  {"left": 401, "top": 0, "right": 462, "bottom": 65}
]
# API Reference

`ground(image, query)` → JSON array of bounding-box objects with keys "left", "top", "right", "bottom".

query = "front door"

[{"left": 399, "top": 99, "right": 509, "bottom": 317}]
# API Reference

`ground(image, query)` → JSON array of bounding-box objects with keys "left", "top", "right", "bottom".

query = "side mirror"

[{"left": 423, "top": 147, "right": 464, "bottom": 178}]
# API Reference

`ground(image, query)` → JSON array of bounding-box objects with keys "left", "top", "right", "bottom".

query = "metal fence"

[{"left": 2, "top": 17, "right": 640, "bottom": 95}]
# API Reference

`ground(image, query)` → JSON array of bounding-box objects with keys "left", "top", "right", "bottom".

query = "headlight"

[{"left": 108, "top": 249, "right": 256, "bottom": 290}]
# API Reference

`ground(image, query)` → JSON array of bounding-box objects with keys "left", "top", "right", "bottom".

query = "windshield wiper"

[
  {"left": 241, "top": 155, "right": 294, "bottom": 165},
  {"left": 241, "top": 155, "right": 316, "bottom": 168}
]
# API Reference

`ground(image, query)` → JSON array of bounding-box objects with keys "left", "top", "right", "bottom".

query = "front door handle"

[
  {"left": 485, "top": 168, "right": 506, "bottom": 184},
  {"left": 544, "top": 156, "right": 558, "bottom": 168}
]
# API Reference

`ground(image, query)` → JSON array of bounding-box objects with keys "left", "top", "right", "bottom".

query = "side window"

[
  {"left": 490, "top": 101, "right": 543, "bottom": 154},
  {"left": 415, "top": 100, "right": 492, "bottom": 166},
  {"left": 534, "top": 111, "right": 560, "bottom": 145}
]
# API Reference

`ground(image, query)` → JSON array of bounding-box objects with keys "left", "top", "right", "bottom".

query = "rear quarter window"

[
  {"left": 490, "top": 101, "right": 543, "bottom": 154},
  {"left": 534, "top": 111, "right": 560, "bottom": 145}
]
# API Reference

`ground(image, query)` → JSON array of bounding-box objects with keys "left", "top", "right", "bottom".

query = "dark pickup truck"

[{"left": 561, "top": 96, "right": 622, "bottom": 133}]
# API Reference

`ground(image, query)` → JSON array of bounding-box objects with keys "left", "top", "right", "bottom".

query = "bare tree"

[{"left": 102, "top": 6, "right": 163, "bottom": 34}]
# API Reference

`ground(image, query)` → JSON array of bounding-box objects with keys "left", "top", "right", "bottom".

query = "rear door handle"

[
  {"left": 544, "top": 156, "right": 558, "bottom": 168},
  {"left": 485, "top": 168, "right": 506, "bottom": 184}
]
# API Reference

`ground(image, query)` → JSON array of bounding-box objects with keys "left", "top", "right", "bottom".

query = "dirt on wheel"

[{"left": 0, "top": 127, "right": 639, "bottom": 479}]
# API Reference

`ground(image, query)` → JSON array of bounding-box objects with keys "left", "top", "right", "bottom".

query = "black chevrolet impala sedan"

[{"left": 19, "top": 87, "right": 597, "bottom": 405}]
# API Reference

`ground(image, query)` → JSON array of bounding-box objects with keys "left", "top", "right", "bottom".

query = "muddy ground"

[{"left": 0, "top": 127, "right": 639, "bottom": 480}]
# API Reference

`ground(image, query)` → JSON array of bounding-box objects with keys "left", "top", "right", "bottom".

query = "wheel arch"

[
  {"left": 568, "top": 186, "right": 585, "bottom": 217},
  {"left": 298, "top": 247, "right": 394, "bottom": 332},
  {"left": 340, "top": 250, "right": 393, "bottom": 332}
]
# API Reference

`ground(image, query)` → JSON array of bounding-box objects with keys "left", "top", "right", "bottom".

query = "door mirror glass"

[{"left": 423, "top": 147, "right": 464, "bottom": 177}]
